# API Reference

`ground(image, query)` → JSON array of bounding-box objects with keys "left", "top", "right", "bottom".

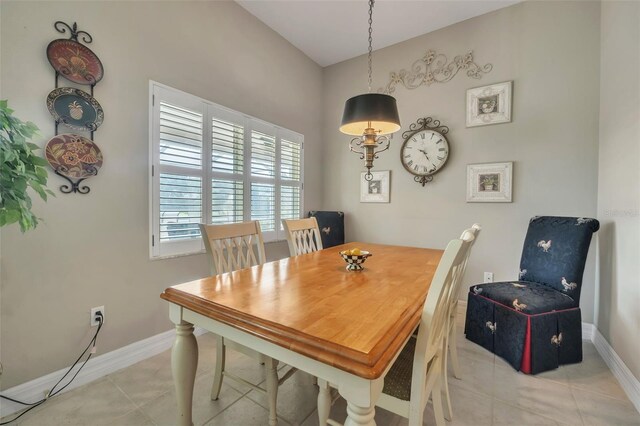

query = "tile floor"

[{"left": 3, "top": 309, "right": 639, "bottom": 425}]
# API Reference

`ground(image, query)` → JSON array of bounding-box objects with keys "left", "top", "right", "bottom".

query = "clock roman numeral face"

[{"left": 401, "top": 129, "right": 449, "bottom": 177}]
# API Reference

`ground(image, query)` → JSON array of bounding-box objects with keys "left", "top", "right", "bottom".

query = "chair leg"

[
  {"left": 449, "top": 322, "right": 461, "bottom": 379},
  {"left": 265, "top": 357, "right": 279, "bottom": 426},
  {"left": 409, "top": 367, "right": 438, "bottom": 426},
  {"left": 317, "top": 379, "right": 331, "bottom": 425},
  {"left": 442, "top": 337, "right": 453, "bottom": 421},
  {"left": 432, "top": 377, "right": 446, "bottom": 426},
  {"left": 211, "top": 335, "right": 225, "bottom": 401}
]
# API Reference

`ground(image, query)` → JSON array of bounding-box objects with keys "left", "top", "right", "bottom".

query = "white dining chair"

[
  {"left": 199, "top": 221, "right": 296, "bottom": 426},
  {"left": 442, "top": 223, "right": 481, "bottom": 420},
  {"left": 317, "top": 229, "right": 477, "bottom": 426},
  {"left": 282, "top": 217, "right": 323, "bottom": 256}
]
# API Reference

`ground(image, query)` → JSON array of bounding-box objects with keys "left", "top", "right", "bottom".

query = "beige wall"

[
  {"left": 3, "top": 0, "right": 636, "bottom": 391},
  {"left": 322, "top": 1, "right": 601, "bottom": 317},
  {"left": 596, "top": 1, "right": 640, "bottom": 379},
  {"left": 0, "top": 1, "right": 323, "bottom": 389}
]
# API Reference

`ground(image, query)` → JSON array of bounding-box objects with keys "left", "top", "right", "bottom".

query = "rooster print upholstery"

[
  {"left": 308, "top": 211, "right": 345, "bottom": 248},
  {"left": 465, "top": 216, "right": 599, "bottom": 374},
  {"left": 537, "top": 240, "right": 552, "bottom": 252},
  {"left": 512, "top": 299, "right": 527, "bottom": 312},
  {"left": 561, "top": 277, "right": 578, "bottom": 292}
]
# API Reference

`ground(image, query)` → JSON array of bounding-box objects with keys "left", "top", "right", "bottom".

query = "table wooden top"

[{"left": 161, "top": 242, "right": 443, "bottom": 379}]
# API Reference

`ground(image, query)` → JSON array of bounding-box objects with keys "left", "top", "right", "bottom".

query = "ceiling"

[{"left": 236, "top": 0, "right": 521, "bottom": 67}]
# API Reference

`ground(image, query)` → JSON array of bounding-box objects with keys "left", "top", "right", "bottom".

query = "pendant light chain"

[
  {"left": 367, "top": 0, "right": 374, "bottom": 93},
  {"left": 340, "top": 0, "right": 398, "bottom": 182}
]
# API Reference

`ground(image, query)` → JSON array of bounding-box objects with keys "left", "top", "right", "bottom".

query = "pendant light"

[{"left": 340, "top": 0, "right": 400, "bottom": 181}]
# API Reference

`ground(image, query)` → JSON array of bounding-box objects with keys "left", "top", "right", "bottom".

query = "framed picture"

[
  {"left": 466, "top": 162, "right": 513, "bottom": 203},
  {"left": 466, "top": 81, "right": 512, "bottom": 127},
  {"left": 360, "top": 170, "right": 390, "bottom": 203}
]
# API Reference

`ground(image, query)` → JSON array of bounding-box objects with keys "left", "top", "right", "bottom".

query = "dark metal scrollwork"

[
  {"left": 54, "top": 165, "right": 98, "bottom": 194},
  {"left": 414, "top": 175, "right": 433, "bottom": 187},
  {"left": 349, "top": 134, "right": 391, "bottom": 181},
  {"left": 55, "top": 114, "right": 99, "bottom": 132},
  {"left": 55, "top": 67, "right": 98, "bottom": 86},
  {"left": 401, "top": 117, "right": 449, "bottom": 140},
  {"left": 54, "top": 21, "right": 93, "bottom": 44}
]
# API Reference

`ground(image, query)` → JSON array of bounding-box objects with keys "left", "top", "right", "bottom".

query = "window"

[{"left": 150, "top": 82, "right": 303, "bottom": 258}]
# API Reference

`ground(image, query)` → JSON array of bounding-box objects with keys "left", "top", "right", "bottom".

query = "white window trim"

[{"left": 149, "top": 81, "right": 304, "bottom": 259}]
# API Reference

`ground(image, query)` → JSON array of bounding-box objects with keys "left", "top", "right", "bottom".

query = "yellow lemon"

[{"left": 350, "top": 248, "right": 362, "bottom": 256}]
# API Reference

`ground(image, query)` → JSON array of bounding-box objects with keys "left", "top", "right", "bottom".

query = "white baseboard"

[
  {"left": 590, "top": 326, "right": 640, "bottom": 413},
  {"left": 0, "top": 327, "right": 207, "bottom": 418}
]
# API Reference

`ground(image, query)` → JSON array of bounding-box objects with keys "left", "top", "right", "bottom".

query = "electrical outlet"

[
  {"left": 90, "top": 306, "right": 105, "bottom": 327},
  {"left": 484, "top": 272, "right": 494, "bottom": 283}
]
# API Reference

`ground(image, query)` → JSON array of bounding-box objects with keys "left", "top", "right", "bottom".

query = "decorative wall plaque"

[{"left": 380, "top": 50, "right": 492, "bottom": 95}]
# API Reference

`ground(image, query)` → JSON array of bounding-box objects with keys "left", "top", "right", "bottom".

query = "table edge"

[{"left": 160, "top": 289, "right": 424, "bottom": 379}]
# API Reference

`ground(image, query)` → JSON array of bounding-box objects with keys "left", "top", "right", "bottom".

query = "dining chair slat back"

[
  {"left": 282, "top": 217, "right": 323, "bottom": 256},
  {"left": 200, "top": 221, "right": 266, "bottom": 276},
  {"left": 374, "top": 230, "right": 477, "bottom": 426},
  {"left": 199, "top": 221, "right": 289, "bottom": 426},
  {"left": 418, "top": 237, "right": 471, "bottom": 360},
  {"left": 442, "top": 224, "right": 481, "bottom": 420}
]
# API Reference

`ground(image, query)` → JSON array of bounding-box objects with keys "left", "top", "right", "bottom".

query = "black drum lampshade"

[{"left": 339, "top": 93, "right": 401, "bottom": 136}]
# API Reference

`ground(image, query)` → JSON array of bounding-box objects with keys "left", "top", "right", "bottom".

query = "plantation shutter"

[
  {"left": 279, "top": 137, "right": 303, "bottom": 230},
  {"left": 249, "top": 127, "right": 277, "bottom": 234},
  {"left": 211, "top": 109, "right": 245, "bottom": 225},
  {"left": 151, "top": 86, "right": 206, "bottom": 257},
  {"left": 150, "top": 82, "right": 304, "bottom": 258}
]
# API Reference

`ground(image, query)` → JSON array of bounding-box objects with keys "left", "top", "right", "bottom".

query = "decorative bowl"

[{"left": 339, "top": 250, "right": 372, "bottom": 271}]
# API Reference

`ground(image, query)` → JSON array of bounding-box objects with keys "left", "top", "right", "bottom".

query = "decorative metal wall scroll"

[
  {"left": 45, "top": 21, "right": 105, "bottom": 194},
  {"left": 379, "top": 50, "right": 493, "bottom": 95}
]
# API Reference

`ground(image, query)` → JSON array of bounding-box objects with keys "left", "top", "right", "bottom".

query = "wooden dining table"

[{"left": 160, "top": 242, "right": 443, "bottom": 426}]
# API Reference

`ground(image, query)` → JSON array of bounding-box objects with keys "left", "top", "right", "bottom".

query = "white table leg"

[
  {"left": 172, "top": 321, "right": 198, "bottom": 426},
  {"left": 265, "top": 357, "right": 279, "bottom": 426},
  {"left": 338, "top": 377, "right": 382, "bottom": 426},
  {"left": 344, "top": 402, "right": 376, "bottom": 426}
]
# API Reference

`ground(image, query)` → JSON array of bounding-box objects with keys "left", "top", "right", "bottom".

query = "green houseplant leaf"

[{"left": 0, "top": 101, "right": 53, "bottom": 232}]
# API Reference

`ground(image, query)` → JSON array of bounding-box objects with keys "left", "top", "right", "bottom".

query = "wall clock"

[{"left": 400, "top": 117, "right": 450, "bottom": 186}]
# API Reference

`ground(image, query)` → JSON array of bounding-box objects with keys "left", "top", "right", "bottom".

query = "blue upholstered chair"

[{"left": 464, "top": 216, "right": 599, "bottom": 374}]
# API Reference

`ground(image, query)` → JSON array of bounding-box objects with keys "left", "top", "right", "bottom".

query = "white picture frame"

[
  {"left": 466, "top": 162, "right": 513, "bottom": 203},
  {"left": 360, "top": 170, "right": 390, "bottom": 203},
  {"left": 466, "top": 81, "right": 512, "bottom": 127}
]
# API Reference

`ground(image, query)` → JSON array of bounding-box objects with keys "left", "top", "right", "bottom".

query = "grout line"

[
  {"left": 489, "top": 356, "right": 585, "bottom": 425},
  {"left": 569, "top": 382, "right": 637, "bottom": 404},
  {"left": 300, "top": 407, "right": 317, "bottom": 426},
  {"left": 569, "top": 384, "right": 587, "bottom": 426},
  {"left": 207, "top": 393, "right": 253, "bottom": 422},
  {"left": 199, "top": 392, "right": 246, "bottom": 426},
  {"left": 105, "top": 376, "right": 159, "bottom": 426},
  {"left": 493, "top": 397, "right": 576, "bottom": 426},
  {"left": 207, "top": 394, "right": 295, "bottom": 426},
  {"left": 107, "top": 374, "right": 174, "bottom": 411}
]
